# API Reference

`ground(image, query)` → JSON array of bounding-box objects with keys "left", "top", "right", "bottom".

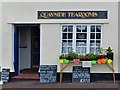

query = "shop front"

[{"left": 0, "top": 1, "right": 119, "bottom": 83}]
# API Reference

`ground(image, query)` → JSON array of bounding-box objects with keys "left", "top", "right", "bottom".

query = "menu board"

[
  {"left": 1, "top": 69, "right": 10, "bottom": 83},
  {"left": 72, "top": 66, "right": 90, "bottom": 83},
  {"left": 40, "top": 65, "right": 57, "bottom": 83}
]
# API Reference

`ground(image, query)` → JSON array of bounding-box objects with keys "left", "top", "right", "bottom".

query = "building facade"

[{"left": 0, "top": 1, "right": 120, "bottom": 81}]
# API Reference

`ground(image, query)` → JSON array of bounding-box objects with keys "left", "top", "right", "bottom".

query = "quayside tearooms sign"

[{"left": 38, "top": 11, "right": 107, "bottom": 19}]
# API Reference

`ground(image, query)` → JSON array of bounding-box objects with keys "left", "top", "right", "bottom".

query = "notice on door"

[{"left": 39, "top": 65, "right": 57, "bottom": 83}]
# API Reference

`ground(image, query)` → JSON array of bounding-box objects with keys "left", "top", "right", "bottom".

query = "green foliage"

[
  {"left": 94, "top": 54, "right": 100, "bottom": 59},
  {"left": 59, "top": 54, "right": 66, "bottom": 59},
  {"left": 106, "top": 47, "right": 113, "bottom": 53},
  {"left": 86, "top": 53, "right": 95, "bottom": 60},
  {"left": 97, "top": 47, "right": 103, "bottom": 54},
  {"left": 66, "top": 52, "right": 80, "bottom": 60}
]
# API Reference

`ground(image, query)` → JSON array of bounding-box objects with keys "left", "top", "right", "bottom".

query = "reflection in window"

[
  {"left": 96, "top": 40, "right": 100, "bottom": 46},
  {"left": 90, "top": 33, "right": 95, "bottom": 39},
  {"left": 90, "top": 40, "right": 95, "bottom": 46},
  {"left": 82, "top": 26, "right": 87, "bottom": 32},
  {"left": 62, "top": 40, "right": 67, "bottom": 47},
  {"left": 68, "top": 33, "right": 73, "bottom": 39},
  {"left": 76, "top": 26, "right": 81, "bottom": 32},
  {"left": 62, "top": 25, "right": 67, "bottom": 32},
  {"left": 76, "top": 40, "right": 86, "bottom": 46},
  {"left": 96, "top": 33, "right": 101, "bottom": 39},
  {"left": 90, "top": 47, "right": 95, "bottom": 54},
  {"left": 76, "top": 47, "right": 86, "bottom": 54},
  {"left": 62, "top": 33, "right": 67, "bottom": 39},
  {"left": 68, "top": 40, "right": 72, "bottom": 47},
  {"left": 76, "top": 33, "right": 87, "bottom": 39},
  {"left": 96, "top": 26, "right": 101, "bottom": 32},
  {"left": 68, "top": 26, "right": 73, "bottom": 32},
  {"left": 91, "top": 26, "right": 95, "bottom": 32}
]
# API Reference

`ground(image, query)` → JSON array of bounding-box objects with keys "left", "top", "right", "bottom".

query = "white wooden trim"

[{"left": 60, "top": 24, "right": 103, "bottom": 54}]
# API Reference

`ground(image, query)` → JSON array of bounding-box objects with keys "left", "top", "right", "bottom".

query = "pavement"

[{"left": 1, "top": 80, "right": 120, "bottom": 90}]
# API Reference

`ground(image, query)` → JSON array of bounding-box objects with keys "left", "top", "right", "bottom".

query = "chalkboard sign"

[
  {"left": 39, "top": 65, "right": 57, "bottom": 83},
  {"left": 1, "top": 69, "right": 10, "bottom": 83},
  {"left": 72, "top": 66, "right": 90, "bottom": 83}
]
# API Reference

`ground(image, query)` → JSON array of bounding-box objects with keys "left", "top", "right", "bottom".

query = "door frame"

[{"left": 14, "top": 24, "right": 40, "bottom": 76}]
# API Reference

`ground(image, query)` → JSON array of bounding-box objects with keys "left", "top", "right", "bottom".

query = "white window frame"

[{"left": 60, "top": 24, "right": 103, "bottom": 54}]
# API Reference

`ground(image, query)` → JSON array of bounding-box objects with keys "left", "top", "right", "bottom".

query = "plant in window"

[
  {"left": 59, "top": 54, "right": 69, "bottom": 64},
  {"left": 86, "top": 53, "right": 95, "bottom": 61},
  {"left": 97, "top": 47, "right": 106, "bottom": 59},
  {"left": 105, "top": 47, "right": 114, "bottom": 60},
  {"left": 66, "top": 51, "right": 80, "bottom": 61},
  {"left": 80, "top": 54, "right": 87, "bottom": 61}
]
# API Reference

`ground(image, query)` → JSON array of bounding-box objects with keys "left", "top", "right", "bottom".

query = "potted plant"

[
  {"left": 59, "top": 54, "right": 69, "bottom": 64},
  {"left": 97, "top": 47, "right": 106, "bottom": 59},
  {"left": 86, "top": 53, "right": 95, "bottom": 61},
  {"left": 105, "top": 47, "right": 114, "bottom": 60},
  {"left": 66, "top": 51, "right": 80, "bottom": 61},
  {"left": 80, "top": 54, "right": 87, "bottom": 61}
]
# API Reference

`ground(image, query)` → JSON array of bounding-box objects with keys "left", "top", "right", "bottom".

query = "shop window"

[{"left": 61, "top": 24, "right": 102, "bottom": 54}]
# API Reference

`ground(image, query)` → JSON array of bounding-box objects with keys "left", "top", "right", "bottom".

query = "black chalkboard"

[
  {"left": 72, "top": 66, "right": 90, "bottom": 83},
  {"left": 1, "top": 69, "right": 10, "bottom": 83},
  {"left": 39, "top": 65, "right": 57, "bottom": 83}
]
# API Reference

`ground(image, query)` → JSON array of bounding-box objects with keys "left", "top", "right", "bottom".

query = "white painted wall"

[
  {"left": 0, "top": 1, "right": 2, "bottom": 70},
  {"left": 1, "top": 2, "right": 119, "bottom": 73},
  {"left": 19, "top": 27, "right": 31, "bottom": 70},
  {"left": 118, "top": 2, "right": 120, "bottom": 73},
  {"left": 40, "top": 24, "right": 60, "bottom": 66}
]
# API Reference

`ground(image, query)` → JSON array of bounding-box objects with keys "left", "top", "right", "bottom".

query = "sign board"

[
  {"left": 40, "top": 65, "right": 57, "bottom": 83},
  {"left": 72, "top": 66, "right": 90, "bottom": 83},
  {"left": 82, "top": 61, "right": 92, "bottom": 67},
  {"left": 38, "top": 11, "right": 107, "bottom": 19},
  {"left": 1, "top": 69, "right": 10, "bottom": 83}
]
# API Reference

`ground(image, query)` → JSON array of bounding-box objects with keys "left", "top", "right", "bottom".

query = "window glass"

[
  {"left": 91, "top": 26, "right": 95, "bottom": 32},
  {"left": 61, "top": 24, "right": 102, "bottom": 54},
  {"left": 96, "top": 40, "right": 101, "bottom": 47},
  {"left": 68, "top": 33, "right": 73, "bottom": 39},
  {"left": 62, "top": 40, "right": 67, "bottom": 47},
  {"left": 68, "top": 26, "right": 73, "bottom": 32},
  {"left": 96, "top": 25, "right": 101, "bottom": 32},
  {"left": 62, "top": 33, "right": 67, "bottom": 39},
  {"left": 90, "top": 40, "right": 95, "bottom": 46},
  {"left": 90, "top": 33, "right": 95, "bottom": 39},
  {"left": 68, "top": 40, "right": 72, "bottom": 47},
  {"left": 82, "top": 26, "right": 87, "bottom": 32},
  {"left": 96, "top": 33, "right": 101, "bottom": 39},
  {"left": 76, "top": 40, "right": 87, "bottom": 46},
  {"left": 76, "top": 33, "right": 87, "bottom": 39},
  {"left": 62, "top": 25, "right": 67, "bottom": 32},
  {"left": 76, "top": 26, "right": 81, "bottom": 32}
]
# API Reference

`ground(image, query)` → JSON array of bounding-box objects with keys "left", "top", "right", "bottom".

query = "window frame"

[{"left": 60, "top": 24, "right": 103, "bottom": 54}]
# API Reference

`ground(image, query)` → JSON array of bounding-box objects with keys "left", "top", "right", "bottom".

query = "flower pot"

[
  {"left": 74, "top": 59, "right": 80, "bottom": 64},
  {"left": 59, "top": 59, "right": 64, "bottom": 63},
  {"left": 97, "top": 59, "right": 102, "bottom": 64},
  {"left": 107, "top": 59, "right": 112, "bottom": 64},
  {"left": 63, "top": 59, "right": 69, "bottom": 64},
  {"left": 107, "top": 52, "right": 113, "bottom": 60},
  {"left": 101, "top": 59, "right": 107, "bottom": 64},
  {"left": 92, "top": 60, "right": 97, "bottom": 65}
]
